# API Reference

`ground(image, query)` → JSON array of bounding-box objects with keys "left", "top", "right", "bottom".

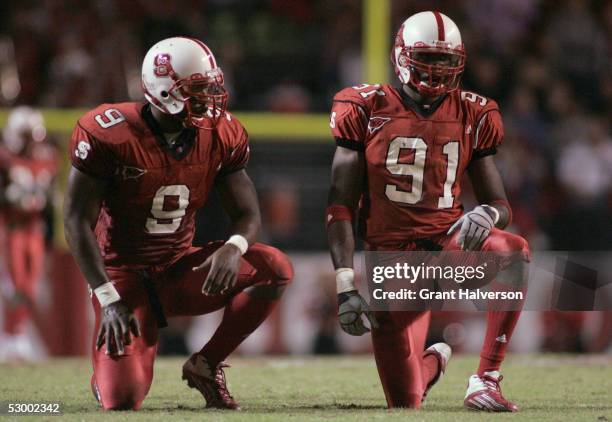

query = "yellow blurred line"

[
  {"left": 235, "top": 113, "right": 331, "bottom": 140},
  {"left": 4, "top": 2, "right": 392, "bottom": 249},
  {"left": 363, "top": 0, "right": 391, "bottom": 84},
  {"left": 0, "top": 109, "right": 331, "bottom": 141},
  {"left": 0, "top": 108, "right": 332, "bottom": 248}
]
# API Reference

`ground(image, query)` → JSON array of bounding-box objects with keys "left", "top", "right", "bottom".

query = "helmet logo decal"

[{"left": 153, "top": 53, "right": 174, "bottom": 77}]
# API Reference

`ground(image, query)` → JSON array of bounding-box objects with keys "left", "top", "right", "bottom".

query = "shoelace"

[
  {"left": 481, "top": 374, "right": 503, "bottom": 393},
  {"left": 213, "top": 362, "right": 235, "bottom": 402}
]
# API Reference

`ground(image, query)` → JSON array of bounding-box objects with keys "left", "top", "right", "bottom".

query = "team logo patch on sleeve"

[{"left": 75, "top": 140, "right": 91, "bottom": 159}]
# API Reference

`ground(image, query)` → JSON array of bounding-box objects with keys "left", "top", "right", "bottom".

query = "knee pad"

[
  {"left": 485, "top": 230, "right": 531, "bottom": 261},
  {"left": 248, "top": 243, "right": 294, "bottom": 283},
  {"left": 94, "top": 354, "right": 152, "bottom": 411}
]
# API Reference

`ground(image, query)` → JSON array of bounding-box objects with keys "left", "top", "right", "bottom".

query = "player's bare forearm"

[
  {"left": 468, "top": 155, "right": 510, "bottom": 228},
  {"left": 327, "top": 147, "right": 378, "bottom": 334},
  {"left": 328, "top": 221, "right": 355, "bottom": 269},
  {"left": 327, "top": 147, "right": 365, "bottom": 269},
  {"left": 196, "top": 170, "right": 261, "bottom": 295},
  {"left": 216, "top": 169, "right": 261, "bottom": 246},
  {"left": 63, "top": 166, "right": 111, "bottom": 290}
]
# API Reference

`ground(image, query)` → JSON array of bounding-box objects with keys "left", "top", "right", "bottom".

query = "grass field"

[{"left": 1, "top": 354, "right": 611, "bottom": 421}]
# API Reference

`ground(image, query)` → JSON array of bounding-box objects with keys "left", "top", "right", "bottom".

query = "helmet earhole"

[{"left": 160, "top": 90, "right": 169, "bottom": 98}]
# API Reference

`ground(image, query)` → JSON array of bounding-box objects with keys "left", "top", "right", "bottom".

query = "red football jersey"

[
  {"left": 0, "top": 144, "right": 57, "bottom": 222},
  {"left": 330, "top": 84, "right": 503, "bottom": 246},
  {"left": 69, "top": 103, "right": 249, "bottom": 269}
]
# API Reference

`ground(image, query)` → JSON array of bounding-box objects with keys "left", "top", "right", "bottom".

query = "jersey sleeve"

[
  {"left": 472, "top": 106, "right": 504, "bottom": 160},
  {"left": 69, "top": 123, "right": 117, "bottom": 179},
  {"left": 218, "top": 118, "right": 250, "bottom": 176},
  {"left": 330, "top": 89, "right": 369, "bottom": 151}
]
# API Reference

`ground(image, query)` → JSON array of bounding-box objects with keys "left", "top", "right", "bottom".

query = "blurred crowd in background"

[
  {"left": 0, "top": 0, "right": 610, "bottom": 359},
  {"left": 1, "top": 0, "right": 610, "bottom": 251}
]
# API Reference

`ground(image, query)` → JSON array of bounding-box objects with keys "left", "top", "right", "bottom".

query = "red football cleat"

[
  {"left": 422, "top": 342, "right": 452, "bottom": 402},
  {"left": 464, "top": 371, "right": 519, "bottom": 412},
  {"left": 182, "top": 354, "right": 241, "bottom": 410}
]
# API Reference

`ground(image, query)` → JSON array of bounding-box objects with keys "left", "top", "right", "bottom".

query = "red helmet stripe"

[
  {"left": 189, "top": 37, "right": 216, "bottom": 68},
  {"left": 433, "top": 11, "right": 445, "bottom": 41},
  {"left": 175, "top": 36, "right": 217, "bottom": 67}
]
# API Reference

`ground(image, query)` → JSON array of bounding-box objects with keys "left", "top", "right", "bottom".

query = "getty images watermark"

[
  {"left": 371, "top": 261, "right": 523, "bottom": 300},
  {"left": 363, "top": 251, "right": 612, "bottom": 311}
]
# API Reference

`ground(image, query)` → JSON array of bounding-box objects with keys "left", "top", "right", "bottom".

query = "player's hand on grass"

[
  {"left": 194, "top": 243, "right": 242, "bottom": 295},
  {"left": 337, "top": 291, "right": 378, "bottom": 336},
  {"left": 447, "top": 205, "right": 497, "bottom": 251},
  {"left": 96, "top": 301, "right": 141, "bottom": 356}
]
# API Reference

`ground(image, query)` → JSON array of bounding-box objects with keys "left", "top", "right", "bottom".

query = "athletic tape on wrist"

[
  {"left": 226, "top": 234, "right": 249, "bottom": 255},
  {"left": 94, "top": 282, "right": 121, "bottom": 307},
  {"left": 335, "top": 268, "right": 356, "bottom": 294}
]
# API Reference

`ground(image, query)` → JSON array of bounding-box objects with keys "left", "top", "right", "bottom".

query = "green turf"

[{"left": 1, "top": 355, "right": 611, "bottom": 421}]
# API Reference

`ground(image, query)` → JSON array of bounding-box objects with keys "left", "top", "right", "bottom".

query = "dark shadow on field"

[
  {"left": 53, "top": 402, "right": 612, "bottom": 416},
  {"left": 134, "top": 403, "right": 387, "bottom": 413}
]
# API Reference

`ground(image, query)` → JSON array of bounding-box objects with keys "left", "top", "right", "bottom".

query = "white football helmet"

[
  {"left": 2, "top": 106, "right": 46, "bottom": 154},
  {"left": 141, "top": 37, "right": 227, "bottom": 128},
  {"left": 392, "top": 11, "right": 465, "bottom": 96}
]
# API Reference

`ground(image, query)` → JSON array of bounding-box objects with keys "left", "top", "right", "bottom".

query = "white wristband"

[
  {"left": 335, "top": 268, "right": 356, "bottom": 294},
  {"left": 93, "top": 282, "right": 121, "bottom": 307},
  {"left": 226, "top": 234, "right": 249, "bottom": 255}
]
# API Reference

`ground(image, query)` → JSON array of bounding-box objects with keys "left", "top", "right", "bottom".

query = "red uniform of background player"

[
  {"left": 0, "top": 107, "right": 56, "bottom": 362},
  {"left": 63, "top": 37, "right": 293, "bottom": 411},
  {"left": 326, "top": 11, "right": 529, "bottom": 412}
]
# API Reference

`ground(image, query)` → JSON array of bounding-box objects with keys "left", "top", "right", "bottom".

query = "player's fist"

[
  {"left": 96, "top": 301, "right": 141, "bottom": 356},
  {"left": 337, "top": 291, "right": 378, "bottom": 336},
  {"left": 194, "top": 243, "right": 242, "bottom": 295},
  {"left": 448, "top": 204, "right": 498, "bottom": 251}
]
